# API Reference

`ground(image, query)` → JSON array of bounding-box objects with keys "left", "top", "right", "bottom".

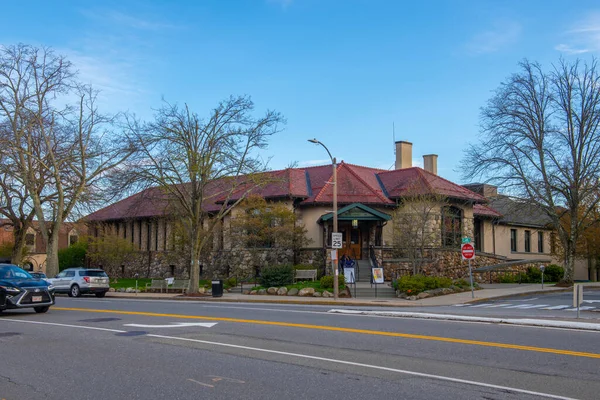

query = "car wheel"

[
  {"left": 34, "top": 306, "right": 49, "bottom": 313},
  {"left": 70, "top": 285, "right": 81, "bottom": 298},
  {"left": 95, "top": 292, "right": 106, "bottom": 298}
]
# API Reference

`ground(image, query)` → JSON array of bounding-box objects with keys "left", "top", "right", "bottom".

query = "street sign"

[
  {"left": 462, "top": 237, "right": 471, "bottom": 244},
  {"left": 539, "top": 265, "right": 545, "bottom": 272},
  {"left": 332, "top": 232, "right": 343, "bottom": 249},
  {"left": 461, "top": 243, "right": 475, "bottom": 260}
]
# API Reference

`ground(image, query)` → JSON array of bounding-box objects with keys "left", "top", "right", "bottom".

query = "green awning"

[{"left": 319, "top": 203, "right": 391, "bottom": 222}]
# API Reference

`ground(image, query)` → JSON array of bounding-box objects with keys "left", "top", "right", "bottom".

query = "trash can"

[{"left": 211, "top": 280, "right": 223, "bottom": 298}]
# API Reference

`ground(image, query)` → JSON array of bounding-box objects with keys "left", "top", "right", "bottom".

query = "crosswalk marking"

[{"left": 453, "top": 303, "right": 598, "bottom": 312}]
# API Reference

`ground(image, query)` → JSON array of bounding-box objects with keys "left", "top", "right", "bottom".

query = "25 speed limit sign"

[{"left": 332, "top": 232, "right": 343, "bottom": 249}]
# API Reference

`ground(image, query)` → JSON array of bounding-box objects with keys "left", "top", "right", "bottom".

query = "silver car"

[{"left": 48, "top": 268, "right": 110, "bottom": 298}]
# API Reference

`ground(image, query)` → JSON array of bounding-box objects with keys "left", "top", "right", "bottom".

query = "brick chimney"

[
  {"left": 423, "top": 154, "right": 438, "bottom": 175},
  {"left": 395, "top": 141, "right": 412, "bottom": 169}
]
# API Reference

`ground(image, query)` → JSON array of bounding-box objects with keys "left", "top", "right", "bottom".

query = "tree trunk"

[
  {"left": 11, "top": 226, "right": 26, "bottom": 266},
  {"left": 45, "top": 232, "right": 60, "bottom": 277},
  {"left": 188, "top": 246, "right": 200, "bottom": 294},
  {"left": 562, "top": 246, "right": 576, "bottom": 284}
]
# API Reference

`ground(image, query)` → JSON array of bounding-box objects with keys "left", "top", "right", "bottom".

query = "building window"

[
  {"left": 69, "top": 235, "right": 78, "bottom": 246},
  {"left": 524, "top": 230, "right": 531, "bottom": 252},
  {"left": 474, "top": 220, "right": 482, "bottom": 251},
  {"left": 25, "top": 233, "right": 35, "bottom": 246},
  {"left": 510, "top": 229, "right": 517, "bottom": 252},
  {"left": 538, "top": 231, "right": 544, "bottom": 253},
  {"left": 442, "top": 206, "right": 462, "bottom": 248}
]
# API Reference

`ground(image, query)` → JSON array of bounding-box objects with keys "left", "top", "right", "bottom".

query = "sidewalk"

[{"left": 106, "top": 283, "right": 569, "bottom": 307}]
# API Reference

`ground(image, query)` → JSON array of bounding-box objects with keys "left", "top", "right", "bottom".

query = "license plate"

[{"left": 32, "top": 296, "right": 42, "bottom": 302}]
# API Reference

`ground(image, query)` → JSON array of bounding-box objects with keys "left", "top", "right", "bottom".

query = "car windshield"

[
  {"left": 0, "top": 265, "right": 33, "bottom": 280},
  {"left": 31, "top": 273, "right": 46, "bottom": 278},
  {"left": 80, "top": 270, "right": 108, "bottom": 277}
]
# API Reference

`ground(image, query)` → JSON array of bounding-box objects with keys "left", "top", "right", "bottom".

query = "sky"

[{"left": 2, "top": 0, "right": 599, "bottom": 184}]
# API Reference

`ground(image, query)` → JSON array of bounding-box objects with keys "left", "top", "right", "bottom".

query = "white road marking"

[
  {"left": 542, "top": 305, "right": 572, "bottom": 310},
  {"left": 452, "top": 304, "right": 468, "bottom": 307},
  {"left": 485, "top": 303, "right": 514, "bottom": 308},
  {"left": 187, "top": 378, "right": 214, "bottom": 388},
  {"left": 124, "top": 322, "right": 218, "bottom": 328},
  {"left": 504, "top": 304, "right": 549, "bottom": 309},
  {"left": 565, "top": 307, "right": 595, "bottom": 311},
  {"left": 0, "top": 318, "right": 126, "bottom": 333},
  {"left": 468, "top": 303, "right": 493, "bottom": 308},
  {"left": 148, "top": 333, "right": 579, "bottom": 400},
  {"left": 583, "top": 300, "right": 600, "bottom": 304}
]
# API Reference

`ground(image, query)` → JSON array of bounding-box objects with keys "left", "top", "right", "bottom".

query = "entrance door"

[{"left": 338, "top": 225, "right": 362, "bottom": 259}]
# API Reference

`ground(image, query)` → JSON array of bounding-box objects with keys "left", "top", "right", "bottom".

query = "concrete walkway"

[{"left": 106, "top": 283, "right": 569, "bottom": 307}]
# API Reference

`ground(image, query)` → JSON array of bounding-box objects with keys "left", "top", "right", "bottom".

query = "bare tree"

[
  {"left": 0, "top": 44, "right": 134, "bottom": 276},
  {"left": 392, "top": 187, "right": 448, "bottom": 275},
  {"left": 464, "top": 59, "right": 600, "bottom": 283},
  {"left": 123, "top": 97, "right": 284, "bottom": 293}
]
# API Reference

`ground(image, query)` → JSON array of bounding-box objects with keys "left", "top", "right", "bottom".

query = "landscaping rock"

[
  {"left": 417, "top": 292, "right": 430, "bottom": 299},
  {"left": 198, "top": 287, "right": 206, "bottom": 294},
  {"left": 429, "top": 288, "right": 445, "bottom": 296},
  {"left": 250, "top": 290, "right": 257, "bottom": 295},
  {"left": 449, "top": 285, "right": 460, "bottom": 292},
  {"left": 109, "top": 288, "right": 116, "bottom": 292},
  {"left": 313, "top": 292, "right": 322, "bottom": 297},
  {"left": 125, "top": 287, "right": 135, "bottom": 293},
  {"left": 339, "top": 288, "right": 351, "bottom": 298},
  {"left": 258, "top": 289, "right": 267, "bottom": 295},
  {"left": 298, "top": 287, "right": 315, "bottom": 296},
  {"left": 267, "top": 287, "right": 278, "bottom": 295},
  {"left": 277, "top": 287, "right": 288, "bottom": 296},
  {"left": 322, "top": 290, "right": 333, "bottom": 298},
  {"left": 408, "top": 295, "right": 418, "bottom": 301},
  {"left": 287, "top": 288, "right": 299, "bottom": 296},
  {"left": 242, "top": 290, "right": 250, "bottom": 295}
]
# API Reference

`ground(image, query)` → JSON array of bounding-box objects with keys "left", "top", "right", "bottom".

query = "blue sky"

[{"left": 2, "top": 1, "right": 599, "bottom": 183}]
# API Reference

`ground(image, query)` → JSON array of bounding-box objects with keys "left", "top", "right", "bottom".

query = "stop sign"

[{"left": 461, "top": 243, "right": 475, "bottom": 260}]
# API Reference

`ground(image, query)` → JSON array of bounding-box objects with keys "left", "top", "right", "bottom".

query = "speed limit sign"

[{"left": 332, "top": 232, "right": 343, "bottom": 249}]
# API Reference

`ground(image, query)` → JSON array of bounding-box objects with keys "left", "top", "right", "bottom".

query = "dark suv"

[
  {"left": 0, "top": 264, "right": 55, "bottom": 313},
  {"left": 48, "top": 268, "right": 110, "bottom": 297}
]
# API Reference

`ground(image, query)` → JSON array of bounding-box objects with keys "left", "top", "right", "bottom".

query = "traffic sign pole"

[
  {"left": 461, "top": 243, "right": 475, "bottom": 298},
  {"left": 468, "top": 259, "right": 474, "bottom": 299}
]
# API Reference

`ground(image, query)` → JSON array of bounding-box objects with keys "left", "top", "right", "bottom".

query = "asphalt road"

[{"left": 1, "top": 296, "right": 600, "bottom": 400}]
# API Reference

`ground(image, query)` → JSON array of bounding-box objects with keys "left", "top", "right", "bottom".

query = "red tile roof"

[{"left": 85, "top": 162, "right": 496, "bottom": 221}]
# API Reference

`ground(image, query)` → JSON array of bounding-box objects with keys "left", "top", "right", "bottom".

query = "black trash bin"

[{"left": 211, "top": 280, "right": 223, "bottom": 298}]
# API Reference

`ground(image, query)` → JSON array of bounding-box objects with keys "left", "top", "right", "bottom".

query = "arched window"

[{"left": 442, "top": 206, "right": 462, "bottom": 248}]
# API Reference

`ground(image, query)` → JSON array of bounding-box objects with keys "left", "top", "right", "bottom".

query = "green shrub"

[
  {"left": 394, "top": 275, "right": 453, "bottom": 295},
  {"left": 226, "top": 277, "right": 237, "bottom": 288},
  {"left": 543, "top": 264, "right": 564, "bottom": 282},
  {"left": 319, "top": 275, "right": 346, "bottom": 290},
  {"left": 453, "top": 278, "right": 470, "bottom": 288},
  {"left": 58, "top": 241, "right": 88, "bottom": 271},
  {"left": 526, "top": 266, "right": 542, "bottom": 283},
  {"left": 259, "top": 264, "right": 294, "bottom": 287},
  {"left": 498, "top": 273, "right": 518, "bottom": 283},
  {"left": 320, "top": 275, "right": 333, "bottom": 289}
]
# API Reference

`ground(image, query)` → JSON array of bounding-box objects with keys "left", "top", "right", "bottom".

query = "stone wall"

[{"left": 381, "top": 248, "right": 549, "bottom": 283}]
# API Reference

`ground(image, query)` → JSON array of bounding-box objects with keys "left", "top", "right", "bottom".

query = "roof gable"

[{"left": 320, "top": 203, "right": 392, "bottom": 222}]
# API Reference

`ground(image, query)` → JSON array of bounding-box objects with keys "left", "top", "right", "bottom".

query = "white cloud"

[
  {"left": 465, "top": 21, "right": 522, "bottom": 55},
  {"left": 556, "top": 13, "right": 600, "bottom": 54}
]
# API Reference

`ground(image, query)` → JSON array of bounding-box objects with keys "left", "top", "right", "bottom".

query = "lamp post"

[{"left": 308, "top": 138, "right": 338, "bottom": 300}]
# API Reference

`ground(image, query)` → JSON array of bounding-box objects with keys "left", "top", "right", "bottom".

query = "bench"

[
  {"left": 169, "top": 279, "right": 190, "bottom": 294},
  {"left": 294, "top": 269, "right": 317, "bottom": 283},
  {"left": 146, "top": 279, "right": 167, "bottom": 293}
]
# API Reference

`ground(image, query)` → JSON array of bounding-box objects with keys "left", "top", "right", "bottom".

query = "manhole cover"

[
  {"left": 79, "top": 317, "right": 122, "bottom": 323},
  {"left": 116, "top": 331, "right": 147, "bottom": 337}
]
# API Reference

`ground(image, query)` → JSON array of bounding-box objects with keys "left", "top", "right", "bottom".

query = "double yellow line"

[{"left": 54, "top": 307, "right": 600, "bottom": 359}]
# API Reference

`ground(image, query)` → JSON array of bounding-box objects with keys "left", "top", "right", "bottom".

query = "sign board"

[
  {"left": 331, "top": 249, "right": 337, "bottom": 261},
  {"left": 461, "top": 243, "right": 475, "bottom": 260},
  {"left": 331, "top": 232, "right": 343, "bottom": 249},
  {"left": 165, "top": 277, "right": 174, "bottom": 285},
  {"left": 372, "top": 267, "right": 384, "bottom": 284},
  {"left": 343, "top": 267, "right": 355, "bottom": 284},
  {"left": 462, "top": 237, "right": 471, "bottom": 244},
  {"left": 539, "top": 265, "right": 545, "bottom": 272}
]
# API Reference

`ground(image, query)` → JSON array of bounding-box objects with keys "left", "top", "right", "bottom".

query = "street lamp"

[{"left": 308, "top": 138, "right": 338, "bottom": 300}]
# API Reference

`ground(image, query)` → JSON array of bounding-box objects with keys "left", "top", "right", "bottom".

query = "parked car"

[
  {"left": 0, "top": 264, "right": 55, "bottom": 313},
  {"left": 47, "top": 268, "right": 110, "bottom": 298},
  {"left": 30, "top": 272, "right": 51, "bottom": 284}
]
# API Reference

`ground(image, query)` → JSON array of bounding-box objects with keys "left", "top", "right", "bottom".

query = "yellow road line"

[{"left": 53, "top": 307, "right": 600, "bottom": 359}]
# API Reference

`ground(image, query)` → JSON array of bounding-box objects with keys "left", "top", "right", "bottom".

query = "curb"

[{"left": 328, "top": 309, "right": 600, "bottom": 331}]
